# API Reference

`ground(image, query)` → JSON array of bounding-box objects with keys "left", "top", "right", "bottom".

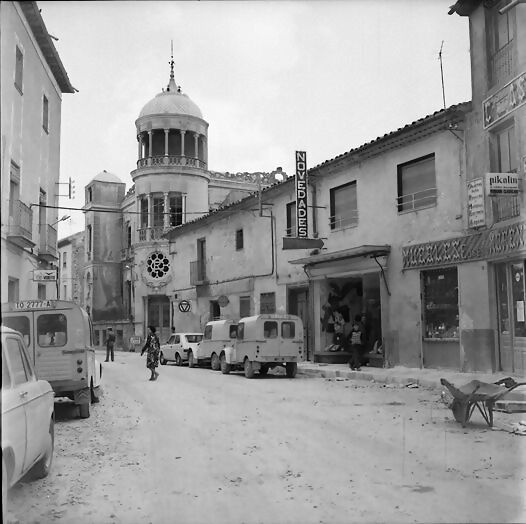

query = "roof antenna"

[
  {"left": 438, "top": 40, "right": 446, "bottom": 110},
  {"left": 167, "top": 40, "right": 176, "bottom": 92}
]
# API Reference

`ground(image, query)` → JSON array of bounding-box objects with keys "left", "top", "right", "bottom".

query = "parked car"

[
  {"left": 220, "top": 314, "right": 305, "bottom": 378},
  {"left": 2, "top": 326, "right": 55, "bottom": 516},
  {"left": 194, "top": 320, "right": 238, "bottom": 370},
  {"left": 159, "top": 333, "right": 203, "bottom": 366}
]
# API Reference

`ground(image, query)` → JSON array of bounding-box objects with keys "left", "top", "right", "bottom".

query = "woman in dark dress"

[{"left": 141, "top": 325, "right": 160, "bottom": 381}]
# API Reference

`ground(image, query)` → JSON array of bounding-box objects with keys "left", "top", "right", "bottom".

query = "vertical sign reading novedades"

[{"left": 296, "top": 151, "right": 308, "bottom": 238}]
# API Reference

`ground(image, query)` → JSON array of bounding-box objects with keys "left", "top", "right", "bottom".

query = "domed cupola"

[{"left": 134, "top": 54, "right": 209, "bottom": 175}]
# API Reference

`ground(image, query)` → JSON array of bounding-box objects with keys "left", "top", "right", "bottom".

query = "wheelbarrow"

[{"left": 440, "top": 377, "right": 526, "bottom": 428}]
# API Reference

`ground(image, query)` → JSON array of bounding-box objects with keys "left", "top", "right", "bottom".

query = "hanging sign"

[
  {"left": 33, "top": 269, "right": 58, "bottom": 281},
  {"left": 486, "top": 172, "right": 520, "bottom": 195},
  {"left": 295, "top": 151, "right": 308, "bottom": 238},
  {"left": 467, "top": 178, "right": 486, "bottom": 228},
  {"left": 483, "top": 71, "right": 526, "bottom": 129},
  {"left": 178, "top": 300, "right": 191, "bottom": 313}
]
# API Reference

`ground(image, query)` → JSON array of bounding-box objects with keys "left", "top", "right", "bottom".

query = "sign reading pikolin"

[{"left": 296, "top": 151, "right": 308, "bottom": 238}]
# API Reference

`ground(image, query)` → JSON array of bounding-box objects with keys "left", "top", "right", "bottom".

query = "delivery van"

[{"left": 1, "top": 300, "right": 102, "bottom": 418}]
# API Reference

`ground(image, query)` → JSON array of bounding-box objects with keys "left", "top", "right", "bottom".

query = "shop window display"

[{"left": 423, "top": 268, "right": 459, "bottom": 339}]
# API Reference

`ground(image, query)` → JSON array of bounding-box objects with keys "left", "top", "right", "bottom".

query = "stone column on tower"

[
  {"left": 137, "top": 134, "right": 142, "bottom": 160},
  {"left": 148, "top": 131, "right": 153, "bottom": 159},
  {"left": 164, "top": 129, "right": 169, "bottom": 156},
  {"left": 163, "top": 192, "right": 169, "bottom": 228},
  {"left": 194, "top": 133, "right": 199, "bottom": 160},
  {"left": 181, "top": 130, "right": 186, "bottom": 158}
]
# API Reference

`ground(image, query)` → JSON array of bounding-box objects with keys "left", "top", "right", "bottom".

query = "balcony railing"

[
  {"left": 190, "top": 259, "right": 207, "bottom": 285},
  {"left": 7, "top": 200, "right": 34, "bottom": 248},
  {"left": 137, "top": 155, "right": 207, "bottom": 169},
  {"left": 489, "top": 41, "right": 514, "bottom": 86},
  {"left": 329, "top": 209, "right": 359, "bottom": 230},
  {"left": 397, "top": 187, "right": 437, "bottom": 213},
  {"left": 137, "top": 226, "right": 167, "bottom": 242},
  {"left": 38, "top": 224, "right": 58, "bottom": 261}
]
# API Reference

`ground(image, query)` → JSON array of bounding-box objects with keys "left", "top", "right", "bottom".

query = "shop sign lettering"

[
  {"left": 483, "top": 71, "right": 526, "bottom": 129},
  {"left": 295, "top": 151, "right": 308, "bottom": 238},
  {"left": 402, "top": 221, "right": 526, "bottom": 269},
  {"left": 467, "top": 178, "right": 486, "bottom": 228},
  {"left": 486, "top": 172, "right": 520, "bottom": 195}
]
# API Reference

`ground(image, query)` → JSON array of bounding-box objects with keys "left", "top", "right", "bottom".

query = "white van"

[
  {"left": 220, "top": 314, "right": 305, "bottom": 378},
  {"left": 194, "top": 320, "right": 238, "bottom": 370},
  {"left": 1, "top": 300, "right": 102, "bottom": 418}
]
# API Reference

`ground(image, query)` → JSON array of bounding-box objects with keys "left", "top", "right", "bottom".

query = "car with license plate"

[
  {"left": 1, "top": 300, "right": 102, "bottom": 419},
  {"left": 193, "top": 320, "right": 238, "bottom": 370},
  {"left": 220, "top": 314, "right": 305, "bottom": 378},
  {"left": 159, "top": 332, "right": 203, "bottom": 366},
  {"left": 2, "top": 326, "right": 55, "bottom": 517}
]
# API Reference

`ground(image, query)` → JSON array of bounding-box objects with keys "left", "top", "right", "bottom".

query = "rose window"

[{"left": 146, "top": 252, "right": 170, "bottom": 279}]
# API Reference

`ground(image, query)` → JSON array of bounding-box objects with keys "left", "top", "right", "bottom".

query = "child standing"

[{"left": 348, "top": 315, "right": 364, "bottom": 370}]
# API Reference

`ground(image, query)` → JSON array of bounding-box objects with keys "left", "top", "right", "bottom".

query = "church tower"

[{"left": 129, "top": 56, "right": 209, "bottom": 342}]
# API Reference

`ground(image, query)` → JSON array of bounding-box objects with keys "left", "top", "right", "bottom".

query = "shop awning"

[{"left": 289, "top": 244, "right": 391, "bottom": 266}]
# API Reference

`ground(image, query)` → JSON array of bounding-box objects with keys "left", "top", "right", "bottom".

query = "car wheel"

[
  {"left": 175, "top": 353, "right": 182, "bottom": 366},
  {"left": 90, "top": 379, "right": 100, "bottom": 404},
  {"left": 211, "top": 353, "right": 220, "bottom": 371},
  {"left": 220, "top": 354, "right": 230, "bottom": 374},
  {"left": 79, "top": 403, "right": 90, "bottom": 419},
  {"left": 286, "top": 362, "right": 297, "bottom": 378},
  {"left": 188, "top": 352, "right": 195, "bottom": 368},
  {"left": 160, "top": 352, "right": 167, "bottom": 365},
  {"left": 259, "top": 364, "right": 269, "bottom": 376},
  {"left": 244, "top": 358, "right": 255, "bottom": 379},
  {"left": 31, "top": 418, "right": 54, "bottom": 479}
]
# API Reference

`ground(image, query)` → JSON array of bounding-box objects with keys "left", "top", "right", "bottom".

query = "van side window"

[
  {"left": 281, "top": 322, "right": 295, "bottom": 339},
  {"left": 37, "top": 313, "right": 67, "bottom": 347},
  {"left": 229, "top": 325, "right": 237, "bottom": 339},
  {"left": 2, "top": 316, "right": 30, "bottom": 346},
  {"left": 237, "top": 323, "right": 245, "bottom": 340},
  {"left": 264, "top": 321, "right": 278, "bottom": 339},
  {"left": 204, "top": 325, "right": 213, "bottom": 340}
]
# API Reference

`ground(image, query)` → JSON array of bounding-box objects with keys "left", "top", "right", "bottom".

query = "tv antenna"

[{"left": 438, "top": 40, "right": 446, "bottom": 110}]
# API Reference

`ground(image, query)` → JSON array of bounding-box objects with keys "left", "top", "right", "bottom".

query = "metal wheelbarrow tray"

[{"left": 440, "top": 377, "right": 526, "bottom": 428}]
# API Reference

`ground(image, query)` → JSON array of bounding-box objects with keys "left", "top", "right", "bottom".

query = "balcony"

[
  {"left": 489, "top": 41, "right": 514, "bottom": 87},
  {"left": 7, "top": 200, "right": 34, "bottom": 248},
  {"left": 329, "top": 209, "right": 359, "bottom": 230},
  {"left": 136, "top": 155, "right": 207, "bottom": 170},
  {"left": 38, "top": 224, "right": 58, "bottom": 261},
  {"left": 190, "top": 260, "right": 207, "bottom": 285},
  {"left": 397, "top": 187, "right": 437, "bottom": 213},
  {"left": 137, "top": 226, "right": 166, "bottom": 242}
]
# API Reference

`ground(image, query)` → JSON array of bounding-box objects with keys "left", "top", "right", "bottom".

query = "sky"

[{"left": 40, "top": 0, "right": 472, "bottom": 238}]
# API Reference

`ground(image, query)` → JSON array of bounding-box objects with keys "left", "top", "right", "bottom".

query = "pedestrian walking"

[
  {"left": 347, "top": 315, "right": 364, "bottom": 370},
  {"left": 105, "top": 327, "right": 115, "bottom": 362},
  {"left": 141, "top": 325, "right": 160, "bottom": 381}
]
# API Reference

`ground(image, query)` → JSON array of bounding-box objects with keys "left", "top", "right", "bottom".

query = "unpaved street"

[{"left": 5, "top": 350, "right": 526, "bottom": 524}]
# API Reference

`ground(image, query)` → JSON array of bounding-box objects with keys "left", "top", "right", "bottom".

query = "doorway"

[
  {"left": 496, "top": 260, "right": 526, "bottom": 374},
  {"left": 147, "top": 295, "right": 170, "bottom": 342},
  {"left": 288, "top": 287, "right": 310, "bottom": 359}
]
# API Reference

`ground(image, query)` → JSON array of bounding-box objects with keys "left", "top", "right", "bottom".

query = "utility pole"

[{"left": 439, "top": 40, "right": 446, "bottom": 110}]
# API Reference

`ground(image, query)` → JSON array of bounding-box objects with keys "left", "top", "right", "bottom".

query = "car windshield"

[{"left": 186, "top": 335, "right": 203, "bottom": 343}]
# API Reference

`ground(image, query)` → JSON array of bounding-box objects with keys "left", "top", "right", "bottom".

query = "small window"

[
  {"left": 240, "top": 296, "right": 251, "bottom": 318},
  {"left": 281, "top": 321, "right": 296, "bottom": 339},
  {"left": 260, "top": 292, "right": 276, "bottom": 314},
  {"left": 63, "top": 252, "right": 67, "bottom": 267},
  {"left": 42, "top": 95, "right": 49, "bottom": 133},
  {"left": 5, "top": 336, "right": 28, "bottom": 385},
  {"left": 264, "top": 321, "right": 278, "bottom": 339},
  {"left": 397, "top": 154, "right": 436, "bottom": 213},
  {"left": 330, "top": 181, "right": 358, "bottom": 229},
  {"left": 169, "top": 194, "right": 183, "bottom": 227},
  {"left": 8, "top": 278, "right": 19, "bottom": 302},
  {"left": 174, "top": 335, "right": 180, "bottom": 344},
  {"left": 152, "top": 196, "right": 164, "bottom": 227},
  {"left": 87, "top": 225, "right": 92, "bottom": 253},
  {"left": 237, "top": 322, "right": 245, "bottom": 340},
  {"left": 37, "top": 313, "right": 67, "bottom": 347},
  {"left": 235, "top": 229, "right": 244, "bottom": 250},
  {"left": 15, "top": 46, "right": 23, "bottom": 93},
  {"left": 87, "top": 187, "right": 93, "bottom": 203},
  {"left": 38, "top": 284, "right": 46, "bottom": 300},
  {"left": 229, "top": 325, "right": 238, "bottom": 339},
  {"left": 2, "top": 316, "right": 30, "bottom": 346},
  {"left": 204, "top": 325, "right": 213, "bottom": 340},
  {"left": 186, "top": 334, "right": 203, "bottom": 343},
  {"left": 286, "top": 201, "right": 297, "bottom": 237}
]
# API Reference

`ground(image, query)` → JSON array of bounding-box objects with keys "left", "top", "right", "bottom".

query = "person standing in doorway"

[
  {"left": 105, "top": 328, "right": 115, "bottom": 362},
  {"left": 141, "top": 326, "right": 160, "bottom": 381},
  {"left": 347, "top": 315, "right": 364, "bottom": 371}
]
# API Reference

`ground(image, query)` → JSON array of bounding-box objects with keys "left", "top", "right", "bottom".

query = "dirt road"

[{"left": 5, "top": 350, "right": 525, "bottom": 523}]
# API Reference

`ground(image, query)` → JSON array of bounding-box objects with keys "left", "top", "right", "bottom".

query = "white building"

[{"left": 1, "top": 1, "right": 75, "bottom": 302}]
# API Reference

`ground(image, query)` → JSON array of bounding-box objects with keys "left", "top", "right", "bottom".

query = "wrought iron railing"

[
  {"left": 137, "top": 155, "right": 207, "bottom": 169},
  {"left": 489, "top": 41, "right": 514, "bottom": 86},
  {"left": 137, "top": 227, "right": 167, "bottom": 242},
  {"left": 285, "top": 226, "right": 297, "bottom": 237},
  {"left": 39, "top": 224, "right": 57, "bottom": 258},
  {"left": 8, "top": 200, "right": 33, "bottom": 241},
  {"left": 190, "top": 259, "right": 207, "bottom": 285},
  {"left": 397, "top": 187, "right": 437, "bottom": 213},
  {"left": 329, "top": 209, "right": 359, "bottom": 230}
]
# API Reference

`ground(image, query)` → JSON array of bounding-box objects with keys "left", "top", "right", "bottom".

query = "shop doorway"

[
  {"left": 147, "top": 295, "right": 170, "bottom": 342},
  {"left": 496, "top": 260, "right": 526, "bottom": 374},
  {"left": 288, "top": 287, "right": 310, "bottom": 359}
]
